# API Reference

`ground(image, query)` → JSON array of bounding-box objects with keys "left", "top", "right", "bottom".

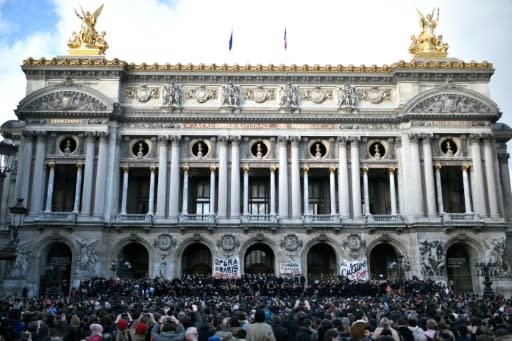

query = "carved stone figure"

[
  {"left": 419, "top": 240, "right": 445, "bottom": 277},
  {"left": 162, "top": 83, "right": 182, "bottom": 110},
  {"left": 279, "top": 83, "right": 298, "bottom": 109},
  {"left": 485, "top": 238, "right": 510, "bottom": 276},
  {"left": 221, "top": 81, "right": 240, "bottom": 108},
  {"left": 75, "top": 239, "right": 99, "bottom": 279},
  {"left": 24, "top": 91, "right": 108, "bottom": 112},
  {"left": 159, "top": 253, "right": 168, "bottom": 278},
  {"left": 7, "top": 241, "right": 32, "bottom": 279},
  {"left": 337, "top": 84, "right": 357, "bottom": 108},
  {"left": 410, "top": 94, "right": 493, "bottom": 114}
]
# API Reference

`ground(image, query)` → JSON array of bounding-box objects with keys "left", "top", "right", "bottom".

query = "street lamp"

[
  {"left": 9, "top": 198, "right": 28, "bottom": 241},
  {"left": 475, "top": 261, "right": 496, "bottom": 297}
]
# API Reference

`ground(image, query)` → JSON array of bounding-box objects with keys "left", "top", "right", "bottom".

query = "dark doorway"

[
  {"left": 446, "top": 243, "right": 473, "bottom": 294},
  {"left": 244, "top": 243, "right": 274, "bottom": 274},
  {"left": 182, "top": 243, "right": 212, "bottom": 275},
  {"left": 369, "top": 243, "right": 398, "bottom": 280},
  {"left": 116, "top": 243, "right": 149, "bottom": 279},
  {"left": 39, "top": 243, "right": 72, "bottom": 296},
  {"left": 307, "top": 243, "right": 337, "bottom": 279}
]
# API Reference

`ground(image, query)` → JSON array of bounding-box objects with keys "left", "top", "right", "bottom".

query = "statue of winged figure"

[
  {"left": 68, "top": 4, "right": 108, "bottom": 54},
  {"left": 75, "top": 238, "right": 99, "bottom": 279},
  {"left": 409, "top": 7, "right": 448, "bottom": 56}
]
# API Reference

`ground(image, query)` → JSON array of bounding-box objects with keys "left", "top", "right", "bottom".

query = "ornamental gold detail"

[
  {"left": 67, "top": 4, "right": 109, "bottom": 56},
  {"left": 409, "top": 8, "right": 449, "bottom": 58}
]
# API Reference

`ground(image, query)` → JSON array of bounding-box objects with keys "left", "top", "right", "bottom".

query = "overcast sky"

[{"left": 0, "top": 0, "right": 511, "bottom": 128}]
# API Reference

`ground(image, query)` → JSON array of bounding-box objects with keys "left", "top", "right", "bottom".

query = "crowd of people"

[{"left": 0, "top": 274, "right": 511, "bottom": 341}]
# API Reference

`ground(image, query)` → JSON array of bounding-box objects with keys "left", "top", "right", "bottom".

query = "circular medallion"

[
  {"left": 221, "top": 235, "right": 236, "bottom": 251},
  {"left": 195, "top": 87, "right": 208, "bottom": 103},
  {"left": 156, "top": 234, "right": 172, "bottom": 250},
  {"left": 253, "top": 87, "right": 266, "bottom": 103},
  {"left": 310, "top": 88, "right": 325, "bottom": 104}
]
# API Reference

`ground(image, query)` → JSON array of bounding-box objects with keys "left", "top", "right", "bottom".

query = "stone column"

[
  {"left": 409, "top": 134, "right": 424, "bottom": 217},
  {"left": 217, "top": 136, "right": 228, "bottom": 218},
  {"left": 44, "top": 163, "right": 55, "bottom": 212},
  {"left": 15, "top": 132, "right": 33, "bottom": 202},
  {"left": 337, "top": 137, "right": 350, "bottom": 219},
  {"left": 181, "top": 166, "right": 189, "bottom": 215},
  {"left": 462, "top": 165, "right": 473, "bottom": 213},
  {"left": 148, "top": 165, "right": 156, "bottom": 215},
  {"left": 120, "top": 166, "right": 129, "bottom": 214},
  {"left": 303, "top": 167, "right": 309, "bottom": 216},
  {"left": 209, "top": 166, "right": 216, "bottom": 214},
  {"left": 103, "top": 124, "right": 120, "bottom": 221},
  {"left": 434, "top": 164, "right": 445, "bottom": 214},
  {"left": 329, "top": 167, "right": 337, "bottom": 215},
  {"left": 422, "top": 134, "right": 437, "bottom": 217},
  {"left": 483, "top": 137, "right": 499, "bottom": 217},
  {"left": 469, "top": 135, "right": 486, "bottom": 216},
  {"left": 270, "top": 166, "right": 277, "bottom": 217},
  {"left": 278, "top": 136, "right": 289, "bottom": 219},
  {"left": 156, "top": 136, "right": 168, "bottom": 217},
  {"left": 362, "top": 167, "right": 370, "bottom": 215},
  {"left": 93, "top": 133, "right": 108, "bottom": 217},
  {"left": 29, "top": 133, "right": 46, "bottom": 215},
  {"left": 81, "top": 134, "right": 96, "bottom": 216},
  {"left": 168, "top": 135, "right": 181, "bottom": 218},
  {"left": 350, "top": 138, "right": 362, "bottom": 218},
  {"left": 230, "top": 136, "right": 241, "bottom": 219},
  {"left": 498, "top": 153, "right": 511, "bottom": 220},
  {"left": 290, "top": 136, "right": 301, "bottom": 218},
  {"left": 389, "top": 168, "right": 397, "bottom": 215},
  {"left": 242, "top": 166, "right": 249, "bottom": 216},
  {"left": 72, "top": 163, "right": 83, "bottom": 214}
]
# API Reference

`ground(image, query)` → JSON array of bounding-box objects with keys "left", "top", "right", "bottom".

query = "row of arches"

[{"left": 37, "top": 240, "right": 475, "bottom": 297}]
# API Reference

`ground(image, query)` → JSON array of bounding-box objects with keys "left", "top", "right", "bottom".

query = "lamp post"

[{"left": 475, "top": 261, "right": 496, "bottom": 297}]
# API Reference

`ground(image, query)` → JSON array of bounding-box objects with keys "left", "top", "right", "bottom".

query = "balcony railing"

[
  {"left": 40, "top": 211, "right": 77, "bottom": 223},
  {"left": 179, "top": 214, "right": 215, "bottom": 223},
  {"left": 242, "top": 214, "right": 278, "bottom": 223},
  {"left": 442, "top": 213, "right": 481, "bottom": 222},
  {"left": 115, "top": 214, "right": 153, "bottom": 224},
  {"left": 367, "top": 214, "right": 404, "bottom": 224},
  {"left": 304, "top": 214, "right": 340, "bottom": 223}
]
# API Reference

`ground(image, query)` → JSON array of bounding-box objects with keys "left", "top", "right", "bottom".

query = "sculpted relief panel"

[{"left": 410, "top": 93, "right": 494, "bottom": 113}]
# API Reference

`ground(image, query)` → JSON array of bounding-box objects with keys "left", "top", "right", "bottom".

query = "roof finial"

[
  {"left": 408, "top": 7, "right": 449, "bottom": 58},
  {"left": 67, "top": 4, "right": 108, "bottom": 56}
]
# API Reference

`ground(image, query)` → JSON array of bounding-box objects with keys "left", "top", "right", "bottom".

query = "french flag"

[
  {"left": 284, "top": 26, "right": 287, "bottom": 50},
  {"left": 228, "top": 29, "right": 233, "bottom": 51}
]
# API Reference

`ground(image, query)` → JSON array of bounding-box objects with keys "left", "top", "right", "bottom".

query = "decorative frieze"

[{"left": 126, "top": 85, "right": 160, "bottom": 102}]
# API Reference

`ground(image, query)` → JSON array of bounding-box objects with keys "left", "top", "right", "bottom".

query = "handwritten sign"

[
  {"left": 213, "top": 256, "right": 241, "bottom": 279},
  {"left": 340, "top": 258, "right": 368, "bottom": 280},
  {"left": 280, "top": 260, "right": 302, "bottom": 275}
]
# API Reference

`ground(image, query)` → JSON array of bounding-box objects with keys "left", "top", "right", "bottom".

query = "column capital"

[
  {"left": 97, "top": 131, "right": 109, "bottom": 138},
  {"left": 76, "top": 163, "right": 83, "bottom": 169},
  {"left": 336, "top": 136, "right": 348, "bottom": 145},
  {"left": 150, "top": 165, "right": 157, "bottom": 172},
  {"left": 158, "top": 135, "right": 169, "bottom": 143},
  {"left": 210, "top": 165, "right": 217, "bottom": 172},
  {"left": 394, "top": 136, "right": 402, "bottom": 147},
  {"left": 122, "top": 165, "right": 129, "bottom": 172},
  {"left": 498, "top": 153, "right": 510, "bottom": 161},
  {"left": 289, "top": 136, "right": 301, "bottom": 144},
  {"left": 242, "top": 165, "right": 250, "bottom": 172},
  {"left": 329, "top": 166, "right": 337, "bottom": 173},
  {"left": 84, "top": 132, "right": 96, "bottom": 139},
  {"left": 421, "top": 133, "right": 433, "bottom": 144},
  {"left": 181, "top": 165, "right": 189, "bottom": 172},
  {"left": 229, "top": 135, "right": 241, "bottom": 143},
  {"left": 388, "top": 167, "right": 396, "bottom": 175},
  {"left": 408, "top": 133, "right": 421, "bottom": 144},
  {"left": 169, "top": 135, "right": 181, "bottom": 144},
  {"left": 47, "top": 162, "right": 55, "bottom": 169},
  {"left": 468, "top": 133, "right": 482, "bottom": 143},
  {"left": 462, "top": 164, "right": 471, "bottom": 171},
  {"left": 217, "top": 135, "right": 228, "bottom": 143},
  {"left": 303, "top": 166, "right": 309, "bottom": 173},
  {"left": 362, "top": 166, "right": 369, "bottom": 173},
  {"left": 435, "top": 164, "right": 442, "bottom": 171},
  {"left": 347, "top": 136, "right": 360, "bottom": 144},
  {"left": 34, "top": 130, "right": 47, "bottom": 137},
  {"left": 270, "top": 165, "right": 277, "bottom": 172},
  {"left": 277, "top": 136, "right": 289, "bottom": 143}
]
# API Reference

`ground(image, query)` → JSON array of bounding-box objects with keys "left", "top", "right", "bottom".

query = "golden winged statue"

[
  {"left": 67, "top": 4, "right": 108, "bottom": 55},
  {"left": 409, "top": 7, "right": 448, "bottom": 58}
]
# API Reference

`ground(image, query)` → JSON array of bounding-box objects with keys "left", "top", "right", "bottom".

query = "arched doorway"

[
  {"left": 446, "top": 243, "right": 473, "bottom": 294},
  {"left": 244, "top": 243, "right": 274, "bottom": 274},
  {"left": 369, "top": 243, "right": 398, "bottom": 280},
  {"left": 182, "top": 243, "right": 212, "bottom": 275},
  {"left": 115, "top": 243, "right": 149, "bottom": 280},
  {"left": 307, "top": 243, "right": 337, "bottom": 279},
  {"left": 39, "top": 242, "right": 72, "bottom": 296}
]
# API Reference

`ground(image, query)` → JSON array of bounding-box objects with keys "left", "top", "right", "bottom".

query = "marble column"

[
  {"left": 469, "top": 135, "right": 486, "bottom": 216},
  {"left": 209, "top": 166, "right": 216, "bottom": 214},
  {"left": 434, "top": 165, "right": 445, "bottom": 214},
  {"left": 156, "top": 136, "right": 168, "bottom": 217},
  {"left": 29, "top": 133, "right": 46, "bottom": 215},
  {"left": 278, "top": 136, "right": 289, "bottom": 219},
  {"left": 422, "top": 134, "right": 437, "bottom": 217},
  {"left": 362, "top": 167, "right": 370, "bottom": 215},
  {"left": 120, "top": 166, "right": 129, "bottom": 215},
  {"left": 389, "top": 168, "right": 397, "bottom": 215},
  {"left": 15, "top": 132, "right": 33, "bottom": 202},
  {"left": 290, "top": 136, "right": 301, "bottom": 218},
  {"left": 168, "top": 136, "right": 181, "bottom": 218},
  {"left": 93, "top": 133, "right": 108, "bottom": 217},
  {"left": 350, "top": 138, "right": 362, "bottom": 218},
  {"left": 483, "top": 137, "right": 499, "bottom": 217},
  {"left": 243, "top": 166, "right": 249, "bottom": 216},
  {"left": 217, "top": 136, "right": 228, "bottom": 218},
  {"left": 44, "top": 163, "right": 55, "bottom": 212},
  {"left": 230, "top": 136, "right": 241, "bottom": 219},
  {"left": 329, "top": 167, "right": 337, "bottom": 215},
  {"left": 181, "top": 166, "right": 189, "bottom": 215},
  {"left": 81, "top": 134, "right": 96, "bottom": 216},
  {"left": 337, "top": 137, "right": 350, "bottom": 219},
  {"left": 103, "top": 124, "right": 120, "bottom": 221},
  {"left": 72, "top": 163, "right": 83, "bottom": 214},
  {"left": 303, "top": 167, "right": 309, "bottom": 216},
  {"left": 409, "top": 134, "right": 424, "bottom": 217},
  {"left": 148, "top": 166, "right": 156, "bottom": 215},
  {"left": 462, "top": 165, "right": 473, "bottom": 213},
  {"left": 270, "top": 166, "right": 277, "bottom": 217}
]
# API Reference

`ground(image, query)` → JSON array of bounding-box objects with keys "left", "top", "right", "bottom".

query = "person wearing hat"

[
  {"left": 113, "top": 319, "right": 132, "bottom": 341},
  {"left": 132, "top": 323, "right": 148, "bottom": 341},
  {"left": 88, "top": 323, "right": 103, "bottom": 341}
]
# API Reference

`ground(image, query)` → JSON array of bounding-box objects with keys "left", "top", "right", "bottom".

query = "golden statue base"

[
  {"left": 68, "top": 47, "right": 104, "bottom": 56},
  {"left": 413, "top": 51, "right": 448, "bottom": 59}
]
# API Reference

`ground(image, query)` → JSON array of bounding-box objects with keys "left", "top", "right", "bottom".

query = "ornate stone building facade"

[{"left": 0, "top": 8, "right": 511, "bottom": 296}]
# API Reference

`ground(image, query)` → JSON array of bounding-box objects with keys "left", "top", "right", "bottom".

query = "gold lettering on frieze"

[
  {"left": 183, "top": 123, "right": 335, "bottom": 129},
  {"left": 49, "top": 119, "right": 87, "bottom": 124},
  {"left": 431, "top": 121, "right": 471, "bottom": 127}
]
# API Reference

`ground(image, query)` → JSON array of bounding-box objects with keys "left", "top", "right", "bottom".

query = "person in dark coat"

[{"left": 270, "top": 315, "right": 288, "bottom": 341}]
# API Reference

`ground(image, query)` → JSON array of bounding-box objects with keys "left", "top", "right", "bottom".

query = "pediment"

[
  {"left": 16, "top": 84, "right": 114, "bottom": 118},
  {"left": 404, "top": 88, "right": 499, "bottom": 115}
]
